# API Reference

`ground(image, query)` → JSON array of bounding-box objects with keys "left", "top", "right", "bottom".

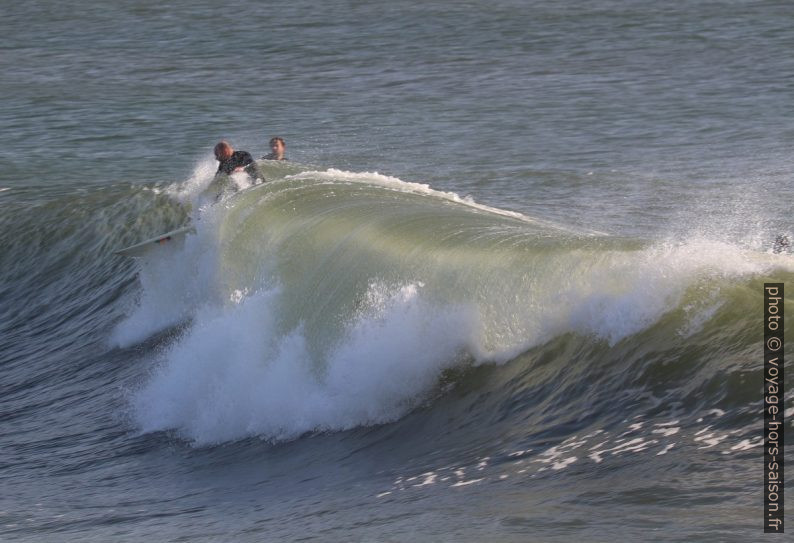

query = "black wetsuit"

[
  {"left": 261, "top": 152, "right": 287, "bottom": 161},
  {"left": 773, "top": 235, "right": 790, "bottom": 254},
  {"left": 217, "top": 151, "right": 256, "bottom": 174}
]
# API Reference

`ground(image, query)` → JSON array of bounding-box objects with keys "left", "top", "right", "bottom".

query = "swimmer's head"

[{"left": 268, "top": 137, "right": 286, "bottom": 158}]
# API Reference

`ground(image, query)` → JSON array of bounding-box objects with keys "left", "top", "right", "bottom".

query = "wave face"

[
  {"left": 1, "top": 163, "right": 792, "bottom": 543},
  {"left": 91, "top": 165, "right": 793, "bottom": 446}
]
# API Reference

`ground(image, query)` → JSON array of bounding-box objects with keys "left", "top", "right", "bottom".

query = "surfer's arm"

[{"left": 245, "top": 161, "right": 266, "bottom": 183}]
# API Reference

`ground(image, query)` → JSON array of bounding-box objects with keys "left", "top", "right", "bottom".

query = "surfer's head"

[{"left": 213, "top": 141, "right": 234, "bottom": 161}]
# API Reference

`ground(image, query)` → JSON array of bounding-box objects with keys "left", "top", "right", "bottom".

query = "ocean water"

[{"left": 1, "top": 1, "right": 792, "bottom": 541}]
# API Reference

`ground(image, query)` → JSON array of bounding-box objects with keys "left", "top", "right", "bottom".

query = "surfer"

[
  {"left": 772, "top": 234, "right": 790, "bottom": 254},
  {"left": 214, "top": 141, "right": 262, "bottom": 178},
  {"left": 262, "top": 136, "right": 287, "bottom": 161},
  {"left": 203, "top": 141, "right": 264, "bottom": 201}
]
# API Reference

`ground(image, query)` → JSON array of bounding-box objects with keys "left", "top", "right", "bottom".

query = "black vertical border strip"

[{"left": 764, "top": 283, "right": 784, "bottom": 533}]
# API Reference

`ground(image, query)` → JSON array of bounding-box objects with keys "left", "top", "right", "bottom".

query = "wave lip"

[{"left": 288, "top": 168, "right": 605, "bottom": 234}]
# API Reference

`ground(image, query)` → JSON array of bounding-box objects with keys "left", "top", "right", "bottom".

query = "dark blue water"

[{"left": 1, "top": 1, "right": 792, "bottom": 541}]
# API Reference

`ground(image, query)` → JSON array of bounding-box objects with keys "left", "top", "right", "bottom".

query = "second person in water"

[{"left": 262, "top": 136, "right": 287, "bottom": 161}]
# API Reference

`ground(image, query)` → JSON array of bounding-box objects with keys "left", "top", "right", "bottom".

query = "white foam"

[
  {"left": 589, "top": 451, "right": 605, "bottom": 464},
  {"left": 110, "top": 215, "right": 222, "bottom": 347},
  {"left": 678, "top": 300, "right": 724, "bottom": 338},
  {"left": 551, "top": 457, "right": 578, "bottom": 470},
  {"left": 654, "top": 420, "right": 680, "bottom": 427},
  {"left": 450, "top": 478, "right": 483, "bottom": 487},
  {"left": 694, "top": 431, "right": 728, "bottom": 449},
  {"left": 610, "top": 438, "right": 656, "bottom": 455},
  {"left": 164, "top": 155, "right": 263, "bottom": 210},
  {"left": 651, "top": 427, "right": 680, "bottom": 437},
  {"left": 165, "top": 156, "right": 218, "bottom": 205},
  {"left": 412, "top": 473, "right": 437, "bottom": 487},
  {"left": 559, "top": 238, "right": 782, "bottom": 345},
  {"left": 508, "top": 449, "right": 532, "bottom": 458},
  {"left": 729, "top": 438, "right": 762, "bottom": 452},
  {"left": 589, "top": 440, "right": 610, "bottom": 451},
  {"left": 133, "top": 281, "right": 481, "bottom": 444},
  {"left": 656, "top": 443, "right": 675, "bottom": 455}
]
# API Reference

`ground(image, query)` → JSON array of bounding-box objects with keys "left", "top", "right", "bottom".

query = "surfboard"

[{"left": 115, "top": 225, "right": 195, "bottom": 257}]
